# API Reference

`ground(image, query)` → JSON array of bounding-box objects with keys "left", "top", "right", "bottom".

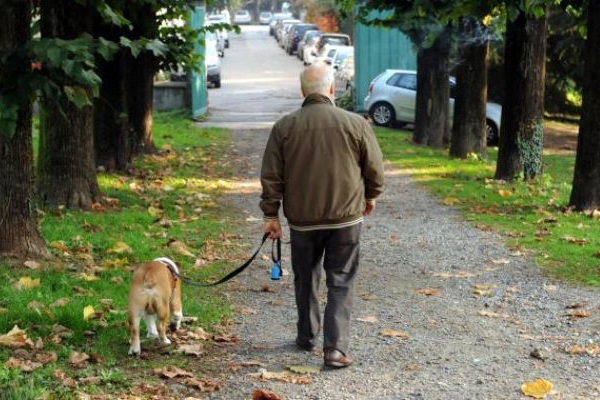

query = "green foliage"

[
  {"left": 375, "top": 124, "right": 600, "bottom": 287},
  {"left": 0, "top": 112, "right": 242, "bottom": 397}
]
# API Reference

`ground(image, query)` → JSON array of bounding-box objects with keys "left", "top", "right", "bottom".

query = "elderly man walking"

[{"left": 259, "top": 63, "right": 385, "bottom": 368}]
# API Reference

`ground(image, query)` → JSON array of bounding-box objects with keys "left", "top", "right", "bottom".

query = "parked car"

[
  {"left": 274, "top": 18, "right": 300, "bottom": 43},
  {"left": 302, "top": 33, "right": 323, "bottom": 65},
  {"left": 205, "top": 39, "right": 222, "bottom": 88},
  {"left": 364, "top": 69, "right": 502, "bottom": 144},
  {"left": 205, "top": 29, "right": 225, "bottom": 56},
  {"left": 206, "top": 13, "right": 230, "bottom": 48},
  {"left": 297, "top": 30, "right": 321, "bottom": 61},
  {"left": 259, "top": 11, "right": 273, "bottom": 24},
  {"left": 326, "top": 45, "right": 353, "bottom": 70},
  {"left": 334, "top": 54, "right": 354, "bottom": 97},
  {"left": 314, "top": 33, "right": 351, "bottom": 55},
  {"left": 269, "top": 12, "right": 293, "bottom": 36},
  {"left": 314, "top": 44, "right": 350, "bottom": 66},
  {"left": 233, "top": 9, "right": 252, "bottom": 24},
  {"left": 285, "top": 23, "right": 318, "bottom": 55}
]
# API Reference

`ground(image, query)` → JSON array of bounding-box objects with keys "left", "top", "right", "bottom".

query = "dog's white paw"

[
  {"left": 160, "top": 337, "right": 171, "bottom": 345},
  {"left": 128, "top": 346, "right": 141, "bottom": 356}
]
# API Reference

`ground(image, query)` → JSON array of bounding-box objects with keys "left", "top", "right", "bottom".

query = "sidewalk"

[{"left": 201, "top": 127, "right": 600, "bottom": 400}]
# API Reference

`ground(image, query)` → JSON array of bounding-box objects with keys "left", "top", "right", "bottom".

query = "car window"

[{"left": 389, "top": 73, "right": 417, "bottom": 90}]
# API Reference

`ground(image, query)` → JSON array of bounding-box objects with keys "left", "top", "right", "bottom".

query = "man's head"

[{"left": 300, "top": 63, "right": 334, "bottom": 98}]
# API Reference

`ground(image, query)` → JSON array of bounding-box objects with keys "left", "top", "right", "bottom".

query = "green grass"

[
  {"left": 0, "top": 111, "right": 244, "bottom": 398},
  {"left": 375, "top": 126, "right": 600, "bottom": 287}
]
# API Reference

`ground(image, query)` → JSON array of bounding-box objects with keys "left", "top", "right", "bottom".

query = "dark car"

[{"left": 285, "top": 23, "right": 318, "bottom": 55}]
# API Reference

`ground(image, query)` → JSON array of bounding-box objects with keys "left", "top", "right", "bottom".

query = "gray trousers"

[{"left": 289, "top": 223, "right": 361, "bottom": 354}]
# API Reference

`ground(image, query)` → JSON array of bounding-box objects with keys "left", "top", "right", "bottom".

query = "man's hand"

[
  {"left": 263, "top": 219, "right": 282, "bottom": 239},
  {"left": 363, "top": 200, "right": 376, "bottom": 216}
]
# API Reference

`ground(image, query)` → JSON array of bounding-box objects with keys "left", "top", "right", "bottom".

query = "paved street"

[{"left": 198, "top": 25, "right": 305, "bottom": 128}]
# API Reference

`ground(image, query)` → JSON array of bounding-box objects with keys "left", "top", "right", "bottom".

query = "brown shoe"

[{"left": 324, "top": 348, "right": 353, "bottom": 368}]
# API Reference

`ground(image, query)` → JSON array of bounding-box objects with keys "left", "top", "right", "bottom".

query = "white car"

[
  {"left": 234, "top": 9, "right": 252, "bottom": 24},
  {"left": 259, "top": 11, "right": 272, "bottom": 25},
  {"left": 364, "top": 69, "right": 502, "bottom": 144},
  {"left": 206, "top": 13, "right": 230, "bottom": 48}
]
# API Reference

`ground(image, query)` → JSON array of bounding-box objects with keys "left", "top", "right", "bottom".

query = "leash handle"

[{"left": 270, "top": 237, "right": 282, "bottom": 280}]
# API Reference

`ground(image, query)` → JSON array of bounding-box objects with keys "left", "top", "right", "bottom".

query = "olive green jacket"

[{"left": 260, "top": 93, "right": 385, "bottom": 228}]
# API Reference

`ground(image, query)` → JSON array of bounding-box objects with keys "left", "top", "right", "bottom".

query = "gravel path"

[{"left": 203, "top": 127, "right": 600, "bottom": 400}]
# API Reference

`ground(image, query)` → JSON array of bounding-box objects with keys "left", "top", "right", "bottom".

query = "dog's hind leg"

[
  {"left": 128, "top": 313, "right": 142, "bottom": 355},
  {"left": 171, "top": 310, "right": 183, "bottom": 331},
  {"left": 156, "top": 301, "right": 171, "bottom": 345},
  {"left": 145, "top": 314, "right": 159, "bottom": 338}
]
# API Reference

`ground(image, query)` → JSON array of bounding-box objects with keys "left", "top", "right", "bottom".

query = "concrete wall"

[{"left": 153, "top": 81, "right": 190, "bottom": 111}]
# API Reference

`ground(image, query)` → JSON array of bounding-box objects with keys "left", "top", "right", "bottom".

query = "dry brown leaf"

[
  {"left": 154, "top": 365, "right": 193, "bottom": 379},
  {"left": 212, "top": 334, "right": 240, "bottom": 343},
  {"left": 14, "top": 276, "right": 41, "bottom": 290},
  {"left": 5, "top": 357, "right": 42, "bottom": 372},
  {"left": 69, "top": 351, "right": 90, "bottom": 367},
  {"left": 565, "top": 310, "right": 590, "bottom": 319},
  {"left": 0, "top": 325, "right": 34, "bottom": 348},
  {"left": 253, "top": 389, "right": 283, "bottom": 400},
  {"left": 478, "top": 310, "right": 520, "bottom": 325},
  {"left": 380, "top": 328, "right": 409, "bottom": 339},
  {"left": 179, "top": 377, "right": 221, "bottom": 392},
  {"left": 356, "top": 315, "right": 379, "bottom": 323},
  {"left": 442, "top": 197, "right": 461, "bottom": 205},
  {"left": 497, "top": 189, "right": 512, "bottom": 197},
  {"left": 416, "top": 288, "right": 440, "bottom": 296},
  {"left": 176, "top": 343, "right": 204, "bottom": 357},
  {"left": 472, "top": 283, "right": 497, "bottom": 296},
  {"left": 521, "top": 378, "right": 553, "bottom": 398},
  {"left": 107, "top": 241, "right": 133, "bottom": 254},
  {"left": 433, "top": 271, "right": 476, "bottom": 278},
  {"left": 23, "top": 260, "right": 41, "bottom": 269},
  {"left": 565, "top": 302, "right": 587, "bottom": 309},
  {"left": 50, "top": 298, "right": 71, "bottom": 308},
  {"left": 168, "top": 240, "right": 195, "bottom": 257},
  {"left": 561, "top": 235, "right": 588, "bottom": 245},
  {"left": 565, "top": 343, "right": 600, "bottom": 355},
  {"left": 249, "top": 370, "right": 312, "bottom": 384}
]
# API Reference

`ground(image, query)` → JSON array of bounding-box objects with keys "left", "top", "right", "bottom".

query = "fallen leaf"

[
  {"left": 561, "top": 235, "right": 588, "bottom": 245},
  {"left": 433, "top": 272, "right": 476, "bottom": 278},
  {"left": 50, "top": 298, "right": 71, "bottom": 308},
  {"left": 287, "top": 365, "right": 320, "bottom": 374},
  {"left": 472, "top": 283, "right": 497, "bottom": 296},
  {"left": 78, "top": 273, "right": 99, "bottom": 282},
  {"left": 248, "top": 370, "right": 312, "bottom": 384},
  {"left": 442, "top": 197, "right": 460, "bottom": 205},
  {"left": 356, "top": 315, "right": 379, "bottom": 323},
  {"left": 380, "top": 328, "right": 409, "bottom": 339},
  {"left": 14, "top": 276, "right": 41, "bottom": 290},
  {"left": 107, "top": 241, "right": 133, "bottom": 254},
  {"left": 176, "top": 344, "right": 204, "bottom": 357},
  {"left": 497, "top": 189, "right": 512, "bottom": 197},
  {"left": 69, "top": 351, "right": 90, "bottom": 367},
  {"left": 179, "top": 377, "right": 221, "bottom": 392},
  {"left": 565, "top": 343, "right": 600, "bottom": 355},
  {"left": 565, "top": 302, "right": 587, "bottom": 309},
  {"left": 521, "top": 378, "right": 553, "bottom": 399},
  {"left": 416, "top": 288, "right": 440, "bottom": 296},
  {"left": 565, "top": 310, "right": 590, "bottom": 319},
  {"left": 154, "top": 366, "right": 193, "bottom": 379},
  {"left": 5, "top": 357, "right": 42, "bottom": 371},
  {"left": 83, "top": 305, "right": 95, "bottom": 321},
  {"left": 168, "top": 240, "right": 195, "bottom": 257},
  {"left": 23, "top": 260, "right": 41, "bottom": 269},
  {"left": 253, "top": 389, "right": 283, "bottom": 400},
  {"left": 0, "top": 326, "right": 34, "bottom": 348}
]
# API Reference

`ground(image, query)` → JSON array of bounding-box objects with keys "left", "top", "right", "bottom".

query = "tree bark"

[
  {"left": 569, "top": 2, "right": 600, "bottom": 210},
  {"left": 413, "top": 29, "right": 451, "bottom": 148},
  {"left": 449, "top": 17, "right": 489, "bottom": 159},
  {"left": 38, "top": 0, "right": 102, "bottom": 209},
  {"left": 495, "top": 10, "right": 547, "bottom": 181},
  {"left": 125, "top": 2, "right": 158, "bottom": 156},
  {"left": 94, "top": 49, "right": 132, "bottom": 172},
  {"left": 0, "top": 2, "right": 48, "bottom": 258}
]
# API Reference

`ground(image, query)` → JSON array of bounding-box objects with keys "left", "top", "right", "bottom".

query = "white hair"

[{"left": 300, "top": 63, "right": 334, "bottom": 96}]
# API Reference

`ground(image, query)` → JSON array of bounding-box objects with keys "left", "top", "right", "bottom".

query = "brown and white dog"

[{"left": 128, "top": 257, "right": 183, "bottom": 355}]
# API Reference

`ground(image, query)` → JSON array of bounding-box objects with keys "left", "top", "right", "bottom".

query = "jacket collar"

[{"left": 302, "top": 93, "right": 334, "bottom": 107}]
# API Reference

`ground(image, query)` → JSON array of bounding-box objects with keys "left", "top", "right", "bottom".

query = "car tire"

[
  {"left": 486, "top": 120, "right": 499, "bottom": 146},
  {"left": 370, "top": 102, "right": 395, "bottom": 127},
  {"left": 215, "top": 77, "right": 221, "bottom": 89}
]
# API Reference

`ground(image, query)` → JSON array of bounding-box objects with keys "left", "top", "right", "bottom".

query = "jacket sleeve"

[
  {"left": 259, "top": 126, "right": 284, "bottom": 219},
  {"left": 360, "top": 121, "right": 385, "bottom": 201}
]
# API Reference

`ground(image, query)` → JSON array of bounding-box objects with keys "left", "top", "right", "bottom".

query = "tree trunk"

[
  {"left": 569, "top": 2, "right": 600, "bottom": 210},
  {"left": 449, "top": 17, "right": 489, "bottom": 158},
  {"left": 125, "top": 3, "right": 158, "bottom": 156},
  {"left": 38, "top": 0, "right": 102, "bottom": 209},
  {"left": 94, "top": 49, "right": 132, "bottom": 172},
  {"left": 495, "top": 10, "right": 547, "bottom": 181},
  {"left": 413, "top": 30, "right": 451, "bottom": 148},
  {"left": 0, "top": 2, "right": 48, "bottom": 258}
]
